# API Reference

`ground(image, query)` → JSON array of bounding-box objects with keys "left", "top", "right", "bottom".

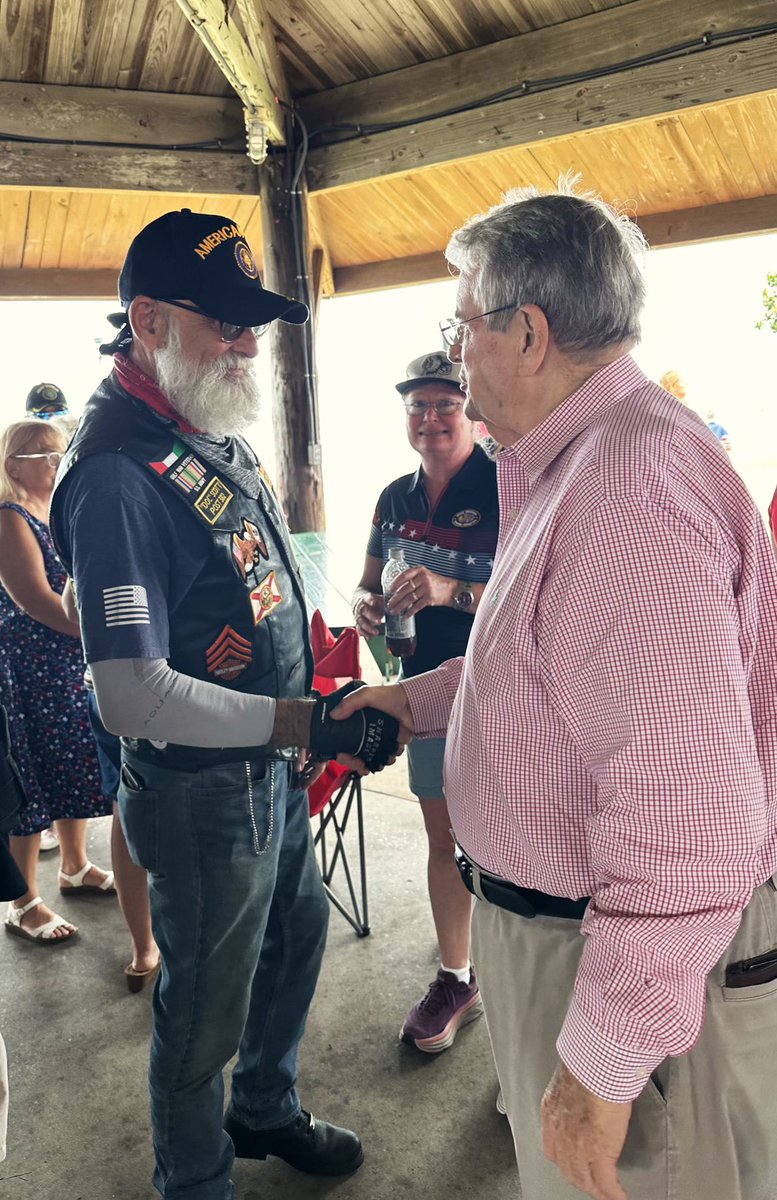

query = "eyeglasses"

[
  {"left": 12, "top": 452, "right": 62, "bottom": 468},
  {"left": 157, "top": 299, "right": 270, "bottom": 343},
  {"left": 439, "top": 302, "right": 520, "bottom": 346},
  {"left": 402, "top": 398, "right": 463, "bottom": 416}
]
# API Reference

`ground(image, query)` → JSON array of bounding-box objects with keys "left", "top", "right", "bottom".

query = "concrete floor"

[{"left": 0, "top": 757, "right": 518, "bottom": 1200}]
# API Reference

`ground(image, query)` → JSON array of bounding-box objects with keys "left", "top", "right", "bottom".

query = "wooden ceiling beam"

[
  {"left": 0, "top": 269, "right": 118, "bottom": 299},
  {"left": 330, "top": 193, "right": 777, "bottom": 296},
  {"left": 301, "top": 0, "right": 777, "bottom": 132},
  {"left": 1, "top": 193, "right": 775, "bottom": 301},
  {"left": 0, "top": 81, "right": 243, "bottom": 146},
  {"left": 332, "top": 252, "right": 450, "bottom": 296},
  {"left": 233, "top": 0, "right": 290, "bottom": 107},
  {"left": 0, "top": 142, "right": 257, "bottom": 195},
  {"left": 306, "top": 25, "right": 777, "bottom": 192},
  {"left": 640, "top": 193, "right": 777, "bottom": 248},
  {"left": 174, "top": 0, "right": 285, "bottom": 144}
]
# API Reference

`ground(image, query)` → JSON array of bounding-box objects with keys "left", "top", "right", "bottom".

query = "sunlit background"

[{"left": 2, "top": 230, "right": 776, "bottom": 597}]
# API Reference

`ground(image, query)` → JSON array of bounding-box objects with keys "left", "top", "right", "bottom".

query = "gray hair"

[{"left": 445, "top": 179, "right": 647, "bottom": 355}]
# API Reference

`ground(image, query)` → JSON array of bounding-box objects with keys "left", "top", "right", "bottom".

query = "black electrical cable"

[{"left": 0, "top": 129, "right": 245, "bottom": 152}]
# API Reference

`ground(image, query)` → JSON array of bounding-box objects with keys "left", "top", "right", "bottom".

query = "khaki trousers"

[{"left": 473, "top": 879, "right": 777, "bottom": 1200}]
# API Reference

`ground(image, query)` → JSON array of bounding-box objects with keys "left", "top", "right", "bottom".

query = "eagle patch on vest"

[
  {"left": 232, "top": 518, "right": 269, "bottom": 583},
  {"left": 250, "top": 571, "right": 283, "bottom": 624}
]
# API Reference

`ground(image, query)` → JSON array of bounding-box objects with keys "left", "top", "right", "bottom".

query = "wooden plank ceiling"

[{"left": 1, "top": 0, "right": 776, "bottom": 298}]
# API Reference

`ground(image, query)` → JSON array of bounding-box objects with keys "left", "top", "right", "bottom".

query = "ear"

[
  {"left": 128, "top": 295, "right": 167, "bottom": 350},
  {"left": 515, "top": 304, "right": 550, "bottom": 375}
]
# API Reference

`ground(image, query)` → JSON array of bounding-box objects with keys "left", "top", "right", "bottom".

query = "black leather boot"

[{"left": 224, "top": 1109, "right": 364, "bottom": 1176}]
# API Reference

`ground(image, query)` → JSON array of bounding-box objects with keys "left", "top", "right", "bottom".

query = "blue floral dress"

[{"left": 0, "top": 503, "right": 109, "bottom": 834}]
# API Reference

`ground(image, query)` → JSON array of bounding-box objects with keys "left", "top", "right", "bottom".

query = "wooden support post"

[{"left": 259, "top": 152, "right": 325, "bottom": 533}]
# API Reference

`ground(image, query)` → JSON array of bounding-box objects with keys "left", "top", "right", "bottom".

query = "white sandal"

[
  {"left": 5, "top": 897, "right": 78, "bottom": 945},
  {"left": 39, "top": 826, "right": 59, "bottom": 853},
  {"left": 58, "top": 860, "right": 116, "bottom": 896}
]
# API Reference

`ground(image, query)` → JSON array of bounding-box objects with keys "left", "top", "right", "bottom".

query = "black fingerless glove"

[{"left": 310, "top": 680, "right": 400, "bottom": 770}]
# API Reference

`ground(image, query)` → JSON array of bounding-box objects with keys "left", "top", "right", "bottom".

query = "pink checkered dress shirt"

[{"left": 402, "top": 355, "right": 777, "bottom": 1102}]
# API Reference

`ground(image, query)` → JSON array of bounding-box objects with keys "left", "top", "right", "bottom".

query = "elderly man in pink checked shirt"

[{"left": 335, "top": 182, "right": 777, "bottom": 1200}]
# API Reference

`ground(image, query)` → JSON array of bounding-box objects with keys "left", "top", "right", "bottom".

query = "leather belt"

[
  {"left": 122, "top": 737, "right": 295, "bottom": 773},
  {"left": 455, "top": 845, "right": 590, "bottom": 921}
]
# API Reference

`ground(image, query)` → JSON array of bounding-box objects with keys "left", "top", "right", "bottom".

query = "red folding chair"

[{"left": 308, "top": 610, "right": 370, "bottom": 936}]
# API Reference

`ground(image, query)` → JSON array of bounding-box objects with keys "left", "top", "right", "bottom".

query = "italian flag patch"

[{"left": 149, "top": 439, "right": 186, "bottom": 475}]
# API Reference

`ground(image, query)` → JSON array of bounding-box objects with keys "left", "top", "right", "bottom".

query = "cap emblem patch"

[
  {"left": 235, "top": 240, "right": 259, "bottom": 279},
  {"left": 420, "top": 354, "right": 454, "bottom": 378}
]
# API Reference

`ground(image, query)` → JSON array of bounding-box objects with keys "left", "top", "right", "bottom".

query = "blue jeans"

[{"left": 118, "top": 754, "right": 329, "bottom": 1200}]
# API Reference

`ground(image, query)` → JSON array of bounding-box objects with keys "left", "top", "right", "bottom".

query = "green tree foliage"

[{"left": 757, "top": 272, "right": 777, "bottom": 333}]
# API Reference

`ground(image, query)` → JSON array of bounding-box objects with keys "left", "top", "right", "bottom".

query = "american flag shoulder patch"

[{"left": 103, "top": 585, "right": 151, "bottom": 628}]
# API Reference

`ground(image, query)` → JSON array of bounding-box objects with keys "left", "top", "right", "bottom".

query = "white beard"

[{"left": 154, "top": 321, "right": 261, "bottom": 436}]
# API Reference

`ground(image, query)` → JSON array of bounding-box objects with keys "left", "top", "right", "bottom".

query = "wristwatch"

[{"left": 453, "top": 586, "right": 475, "bottom": 612}]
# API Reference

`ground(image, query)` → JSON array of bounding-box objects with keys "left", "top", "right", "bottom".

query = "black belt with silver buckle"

[
  {"left": 121, "top": 738, "right": 295, "bottom": 774},
  {"left": 455, "top": 845, "right": 590, "bottom": 921}
]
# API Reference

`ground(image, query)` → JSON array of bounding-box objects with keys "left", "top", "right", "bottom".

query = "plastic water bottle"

[{"left": 381, "top": 546, "right": 417, "bottom": 658}]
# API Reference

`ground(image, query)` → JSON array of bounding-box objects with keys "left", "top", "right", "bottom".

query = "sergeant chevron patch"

[{"left": 205, "top": 624, "right": 253, "bottom": 681}]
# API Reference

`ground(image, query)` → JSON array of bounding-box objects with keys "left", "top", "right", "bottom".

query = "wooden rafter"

[
  {"left": 0, "top": 81, "right": 243, "bottom": 146},
  {"left": 0, "top": 269, "right": 118, "bottom": 299},
  {"left": 329, "top": 193, "right": 777, "bottom": 295},
  {"left": 0, "top": 141, "right": 255, "bottom": 195},
  {"left": 233, "top": 0, "right": 290, "bottom": 108},
  {"left": 300, "top": 0, "right": 777, "bottom": 132},
  {"left": 5, "top": 191, "right": 775, "bottom": 302},
  {"left": 304, "top": 0, "right": 777, "bottom": 192},
  {"left": 173, "top": 0, "right": 285, "bottom": 143}
]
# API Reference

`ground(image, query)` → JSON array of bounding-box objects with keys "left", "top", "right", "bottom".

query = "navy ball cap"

[{"left": 117, "top": 208, "right": 309, "bottom": 328}]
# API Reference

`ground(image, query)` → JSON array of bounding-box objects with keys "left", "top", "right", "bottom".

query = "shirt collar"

[
  {"left": 405, "top": 445, "right": 483, "bottom": 495},
  {"left": 407, "top": 464, "right": 423, "bottom": 494},
  {"left": 499, "top": 354, "right": 646, "bottom": 482}
]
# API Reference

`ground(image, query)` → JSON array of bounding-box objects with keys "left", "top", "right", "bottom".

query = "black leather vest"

[{"left": 51, "top": 372, "right": 313, "bottom": 770}]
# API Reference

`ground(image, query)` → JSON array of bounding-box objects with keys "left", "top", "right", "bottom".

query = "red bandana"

[{"left": 113, "top": 353, "right": 201, "bottom": 434}]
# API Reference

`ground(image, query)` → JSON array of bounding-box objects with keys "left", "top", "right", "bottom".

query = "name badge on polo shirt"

[{"left": 452, "top": 508, "right": 481, "bottom": 528}]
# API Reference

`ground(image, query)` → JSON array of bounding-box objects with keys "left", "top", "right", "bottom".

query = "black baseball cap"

[
  {"left": 26, "top": 382, "right": 68, "bottom": 417},
  {"left": 115, "top": 208, "right": 309, "bottom": 328}
]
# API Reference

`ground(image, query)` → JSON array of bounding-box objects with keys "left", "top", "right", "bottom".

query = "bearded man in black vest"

[{"left": 50, "top": 209, "right": 400, "bottom": 1200}]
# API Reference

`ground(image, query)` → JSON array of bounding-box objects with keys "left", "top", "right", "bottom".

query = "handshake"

[{"left": 308, "top": 681, "right": 404, "bottom": 771}]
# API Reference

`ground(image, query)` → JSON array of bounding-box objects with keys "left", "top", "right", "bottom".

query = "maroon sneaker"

[{"left": 400, "top": 968, "right": 483, "bottom": 1052}]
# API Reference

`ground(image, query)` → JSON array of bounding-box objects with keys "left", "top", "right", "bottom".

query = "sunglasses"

[
  {"left": 157, "top": 299, "right": 270, "bottom": 343},
  {"left": 12, "top": 452, "right": 63, "bottom": 468}
]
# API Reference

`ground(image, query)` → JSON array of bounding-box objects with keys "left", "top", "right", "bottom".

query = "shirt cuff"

[
  {"left": 556, "top": 997, "right": 664, "bottom": 1103},
  {"left": 401, "top": 667, "right": 456, "bottom": 737}
]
